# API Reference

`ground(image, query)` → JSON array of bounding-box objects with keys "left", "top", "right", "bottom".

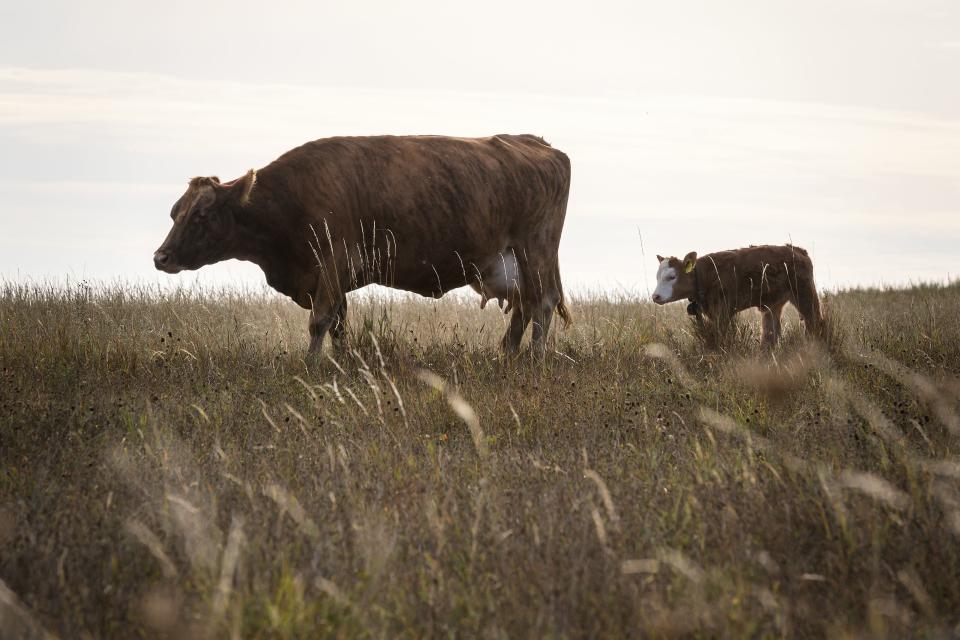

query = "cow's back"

[
  {"left": 266, "top": 134, "right": 568, "bottom": 221},
  {"left": 258, "top": 135, "right": 570, "bottom": 296}
]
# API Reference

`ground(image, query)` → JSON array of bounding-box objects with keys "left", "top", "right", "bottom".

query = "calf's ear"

[
  {"left": 683, "top": 251, "right": 698, "bottom": 273},
  {"left": 656, "top": 254, "right": 665, "bottom": 263}
]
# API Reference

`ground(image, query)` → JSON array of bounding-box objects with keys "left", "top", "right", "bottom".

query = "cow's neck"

[
  {"left": 227, "top": 181, "right": 314, "bottom": 305},
  {"left": 234, "top": 180, "right": 316, "bottom": 308}
]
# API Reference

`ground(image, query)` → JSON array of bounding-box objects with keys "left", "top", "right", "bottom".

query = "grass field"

[{"left": 2, "top": 280, "right": 959, "bottom": 638}]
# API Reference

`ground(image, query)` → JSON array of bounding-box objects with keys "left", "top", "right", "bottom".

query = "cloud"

[
  {"left": 2, "top": 66, "right": 959, "bottom": 289},
  {"left": 0, "top": 180, "right": 180, "bottom": 196}
]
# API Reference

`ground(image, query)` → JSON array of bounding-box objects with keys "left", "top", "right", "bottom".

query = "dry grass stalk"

[
  {"left": 125, "top": 520, "right": 178, "bottom": 579},
  {"left": 621, "top": 558, "right": 660, "bottom": 575},
  {"left": 418, "top": 369, "right": 489, "bottom": 459},
  {"left": 264, "top": 484, "right": 320, "bottom": 540},
  {"left": 584, "top": 469, "right": 620, "bottom": 529},
  {"left": 210, "top": 516, "right": 245, "bottom": 625},
  {"left": 0, "top": 578, "right": 58, "bottom": 640},
  {"left": 837, "top": 471, "right": 911, "bottom": 511}
]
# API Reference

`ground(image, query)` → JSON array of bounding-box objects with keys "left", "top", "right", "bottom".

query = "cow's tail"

[
  {"left": 557, "top": 298, "right": 572, "bottom": 328},
  {"left": 554, "top": 263, "right": 572, "bottom": 328}
]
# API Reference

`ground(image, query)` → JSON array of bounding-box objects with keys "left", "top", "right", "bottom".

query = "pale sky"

[{"left": 1, "top": 0, "right": 958, "bottom": 293}]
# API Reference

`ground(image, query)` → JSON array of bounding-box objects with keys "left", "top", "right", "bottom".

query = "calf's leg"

[
  {"left": 760, "top": 301, "right": 785, "bottom": 349},
  {"left": 794, "top": 282, "right": 823, "bottom": 336}
]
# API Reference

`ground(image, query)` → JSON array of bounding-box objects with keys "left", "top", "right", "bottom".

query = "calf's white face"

[{"left": 652, "top": 258, "right": 678, "bottom": 304}]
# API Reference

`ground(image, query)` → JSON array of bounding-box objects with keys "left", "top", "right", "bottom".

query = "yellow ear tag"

[{"left": 684, "top": 262, "right": 695, "bottom": 274}]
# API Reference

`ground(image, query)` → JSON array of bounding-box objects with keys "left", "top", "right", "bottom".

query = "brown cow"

[
  {"left": 651, "top": 244, "right": 822, "bottom": 348},
  {"left": 153, "top": 134, "right": 571, "bottom": 354}
]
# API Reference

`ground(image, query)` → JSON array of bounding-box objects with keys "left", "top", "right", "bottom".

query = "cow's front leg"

[
  {"left": 328, "top": 295, "right": 348, "bottom": 351},
  {"left": 308, "top": 293, "right": 339, "bottom": 353}
]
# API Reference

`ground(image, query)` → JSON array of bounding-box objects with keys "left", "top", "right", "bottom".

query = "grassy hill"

[{"left": 1, "top": 281, "right": 959, "bottom": 637}]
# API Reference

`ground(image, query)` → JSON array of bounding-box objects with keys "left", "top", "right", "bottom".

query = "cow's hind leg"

[
  {"left": 530, "top": 302, "right": 555, "bottom": 356},
  {"left": 501, "top": 306, "right": 530, "bottom": 354},
  {"left": 500, "top": 247, "right": 568, "bottom": 356},
  {"left": 528, "top": 262, "right": 566, "bottom": 357},
  {"left": 529, "top": 289, "right": 563, "bottom": 357},
  {"left": 503, "top": 298, "right": 559, "bottom": 356}
]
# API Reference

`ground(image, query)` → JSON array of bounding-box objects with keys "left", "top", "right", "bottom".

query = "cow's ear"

[
  {"left": 189, "top": 176, "right": 220, "bottom": 188},
  {"left": 683, "top": 251, "right": 698, "bottom": 273},
  {"left": 229, "top": 169, "right": 256, "bottom": 206},
  {"left": 656, "top": 254, "right": 665, "bottom": 263}
]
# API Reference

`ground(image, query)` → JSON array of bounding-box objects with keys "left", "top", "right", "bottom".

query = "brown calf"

[{"left": 652, "top": 244, "right": 822, "bottom": 347}]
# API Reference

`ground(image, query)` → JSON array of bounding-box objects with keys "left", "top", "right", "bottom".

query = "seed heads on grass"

[
  {"left": 138, "top": 587, "right": 182, "bottom": 634},
  {"left": 897, "top": 567, "right": 936, "bottom": 619},
  {"left": 265, "top": 483, "right": 320, "bottom": 540},
  {"left": 584, "top": 468, "right": 620, "bottom": 530},
  {"left": 837, "top": 471, "right": 911, "bottom": 511},
  {"left": 733, "top": 344, "right": 824, "bottom": 403},
  {"left": 210, "top": 515, "right": 245, "bottom": 626},
  {"left": 657, "top": 547, "right": 705, "bottom": 583},
  {"left": 166, "top": 493, "right": 221, "bottom": 574},
  {"left": 125, "top": 520, "right": 178, "bottom": 579},
  {"left": 620, "top": 558, "right": 660, "bottom": 575},
  {"left": 643, "top": 342, "right": 695, "bottom": 389},
  {"left": 0, "top": 578, "right": 57, "bottom": 640},
  {"left": 418, "top": 369, "right": 488, "bottom": 459}
]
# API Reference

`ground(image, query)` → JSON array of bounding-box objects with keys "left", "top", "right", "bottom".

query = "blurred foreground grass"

[{"left": 1, "top": 280, "right": 959, "bottom": 638}]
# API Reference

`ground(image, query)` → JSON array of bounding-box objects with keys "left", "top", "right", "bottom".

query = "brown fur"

[
  {"left": 154, "top": 134, "right": 572, "bottom": 354},
  {"left": 658, "top": 244, "right": 822, "bottom": 348}
]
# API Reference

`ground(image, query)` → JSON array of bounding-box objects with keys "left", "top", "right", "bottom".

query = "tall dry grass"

[{"left": 1, "top": 279, "right": 959, "bottom": 637}]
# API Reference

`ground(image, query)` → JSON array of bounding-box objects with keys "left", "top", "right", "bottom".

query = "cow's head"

[
  {"left": 651, "top": 252, "right": 697, "bottom": 304},
  {"left": 153, "top": 170, "right": 257, "bottom": 273}
]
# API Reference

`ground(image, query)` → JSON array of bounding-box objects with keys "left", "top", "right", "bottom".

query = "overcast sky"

[{"left": 1, "top": 0, "right": 958, "bottom": 293}]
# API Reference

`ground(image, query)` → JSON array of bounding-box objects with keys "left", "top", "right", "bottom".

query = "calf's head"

[
  {"left": 153, "top": 170, "right": 256, "bottom": 273},
  {"left": 651, "top": 251, "right": 697, "bottom": 304}
]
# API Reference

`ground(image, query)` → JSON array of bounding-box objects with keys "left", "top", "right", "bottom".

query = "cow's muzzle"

[{"left": 153, "top": 251, "right": 182, "bottom": 273}]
